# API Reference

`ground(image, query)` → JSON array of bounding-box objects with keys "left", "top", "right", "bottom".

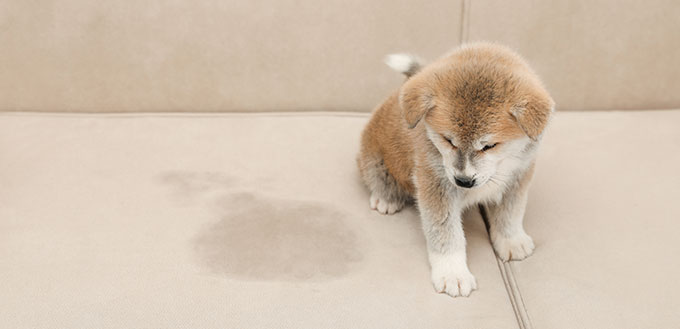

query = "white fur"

[
  {"left": 429, "top": 249, "right": 477, "bottom": 297},
  {"left": 491, "top": 229, "right": 535, "bottom": 261},
  {"left": 384, "top": 54, "right": 421, "bottom": 75},
  {"left": 369, "top": 192, "right": 403, "bottom": 215},
  {"left": 414, "top": 185, "right": 477, "bottom": 297},
  {"left": 486, "top": 162, "right": 536, "bottom": 261}
]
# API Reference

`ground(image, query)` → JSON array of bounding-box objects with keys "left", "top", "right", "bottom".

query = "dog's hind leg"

[{"left": 357, "top": 152, "right": 411, "bottom": 215}]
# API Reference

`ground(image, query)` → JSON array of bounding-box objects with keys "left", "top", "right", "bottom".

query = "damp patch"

[
  {"left": 193, "top": 193, "right": 363, "bottom": 282},
  {"left": 157, "top": 171, "right": 364, "bottom": 282}
]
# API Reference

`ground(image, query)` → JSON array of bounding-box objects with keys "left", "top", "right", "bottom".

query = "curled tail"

[{"left": 384, "top": 53, "right": 423, "bottom": 78}]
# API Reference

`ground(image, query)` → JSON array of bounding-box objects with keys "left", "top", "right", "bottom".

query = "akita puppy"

[{"left": 358, "top": 42, "right": 554, "bottom": 297}]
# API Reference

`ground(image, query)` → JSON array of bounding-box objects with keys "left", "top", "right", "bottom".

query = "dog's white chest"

[{"left": 460, "top": 181, "right": 505, "bottom": 207}]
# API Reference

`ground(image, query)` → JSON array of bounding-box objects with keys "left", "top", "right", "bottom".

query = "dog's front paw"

[
  {"left": 492, "top": 231, "right": 535, "bottom": 262},
  {"left": 430, "top": 264, "right": 477, "bottom": 297},
  {"left": 369, "top": 193, "right": 404, "bottom": 215}
]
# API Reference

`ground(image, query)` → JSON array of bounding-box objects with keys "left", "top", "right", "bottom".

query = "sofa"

[{"left": 1, "top": 1, "right": 679, "bottom": 328}]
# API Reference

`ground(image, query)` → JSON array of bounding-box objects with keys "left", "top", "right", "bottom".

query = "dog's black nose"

[{"left": 454, "top": 177, "right": 476, "bottom": 188}]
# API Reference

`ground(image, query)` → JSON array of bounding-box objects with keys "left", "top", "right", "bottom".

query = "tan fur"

[
  {"left": 359, "top": 42, "right": 552, "bottom": 204},
  {"left": 358, "top": 93, "right": 416, "bottom": 195}
]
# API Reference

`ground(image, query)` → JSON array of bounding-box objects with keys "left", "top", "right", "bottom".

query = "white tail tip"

[{"left": 384, "top": 53, "right": 422, "bottom": 77}]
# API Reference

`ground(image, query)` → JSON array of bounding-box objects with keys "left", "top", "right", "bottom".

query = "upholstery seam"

[
  {"left": 479, "top": 205, "right": 533, "bottom": 329},
  {"left": 503, "top": 261, "right": 533, "bottom": 329},
  {"left": 0, "top": 111, "right": 371, "bottom": 119},
  {"left": 2, "top": 109, "right": 676, "bottom": 117},
  {"left": 495, "top": 257, "right": 524, "bottom": 329},
  {"left": 460, "top": 0, "right": 471, "bottom": 44}
]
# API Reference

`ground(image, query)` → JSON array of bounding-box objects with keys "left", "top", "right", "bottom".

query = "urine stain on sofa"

[
  {"left": 194, "top": 192, "right": 363, "bottom": 282},
  {"left": 157, "top": 171, "right": 363, "bottom": 281}
]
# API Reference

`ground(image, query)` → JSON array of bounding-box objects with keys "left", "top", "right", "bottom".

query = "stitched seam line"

[
  {"left": 479, "top": 205, "right": 533, "bottom": 329},
  {"left": 504, "top": 261, "right": 533, "bottom": 329},
  {"left": 495, "top": 257, "right": 523, "bottom": 329}
]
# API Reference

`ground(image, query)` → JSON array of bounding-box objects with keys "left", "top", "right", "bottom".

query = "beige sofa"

[{"left": 1, "top": 1, "right": 679, "bottom": 328}]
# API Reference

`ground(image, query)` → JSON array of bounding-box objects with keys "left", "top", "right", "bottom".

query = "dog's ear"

[
  {"left": 510, "top": 93, "right": 555, "bottom": 141},
  {"left": 399, "top": 81, "right": 435, "bottom": 129}
]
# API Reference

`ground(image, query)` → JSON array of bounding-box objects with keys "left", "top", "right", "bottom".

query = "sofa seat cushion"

[
  {"left": 503, "top": 110, "right": 680, "bottom": 329},
  {"left": 0, "top": 112, "right": 517, "bottom": 328}
]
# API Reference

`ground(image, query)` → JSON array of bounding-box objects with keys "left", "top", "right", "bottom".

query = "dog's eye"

[
  {"left": 445, "top": 137, "right": 457, "bottom": 148},
  {"left": 482, "top": 143, "right": 498, "bottom": 151}
]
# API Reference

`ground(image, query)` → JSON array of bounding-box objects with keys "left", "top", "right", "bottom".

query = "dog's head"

[{"left": 399, "top": 43, "right": 554, "bottom": 189}]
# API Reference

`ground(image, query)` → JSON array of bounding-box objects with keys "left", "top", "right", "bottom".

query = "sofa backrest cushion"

[{"left": 1, "top": 0, "right": 678, "bottom": 112}]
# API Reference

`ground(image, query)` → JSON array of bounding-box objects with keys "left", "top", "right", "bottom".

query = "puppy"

[{"left": 357, "top": 42, "right": 554, "bottom": 297}]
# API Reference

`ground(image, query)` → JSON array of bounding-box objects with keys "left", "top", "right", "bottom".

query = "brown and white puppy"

[{"left": 357, "top": 42, "right": 554, "bottom": 297}]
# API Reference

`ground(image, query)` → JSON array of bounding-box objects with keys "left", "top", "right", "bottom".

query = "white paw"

[
  {"left": 369, "top": 193, "right": 404, "bottom": 215},
  {"left": 430, "top": 261, "right": 477, "bottom": 297},
  {"left": 492, "top": 231, "right": 535, "bottom": 262}
]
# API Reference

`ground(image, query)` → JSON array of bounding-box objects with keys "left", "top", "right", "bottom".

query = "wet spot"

[{"left": 194, "top": 193, "right": 363, "bottom": 282}]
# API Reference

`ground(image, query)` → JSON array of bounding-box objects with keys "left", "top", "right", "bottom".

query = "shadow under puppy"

[{"left": 357, "top": 42, "right": 554, "bottom": 297}]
